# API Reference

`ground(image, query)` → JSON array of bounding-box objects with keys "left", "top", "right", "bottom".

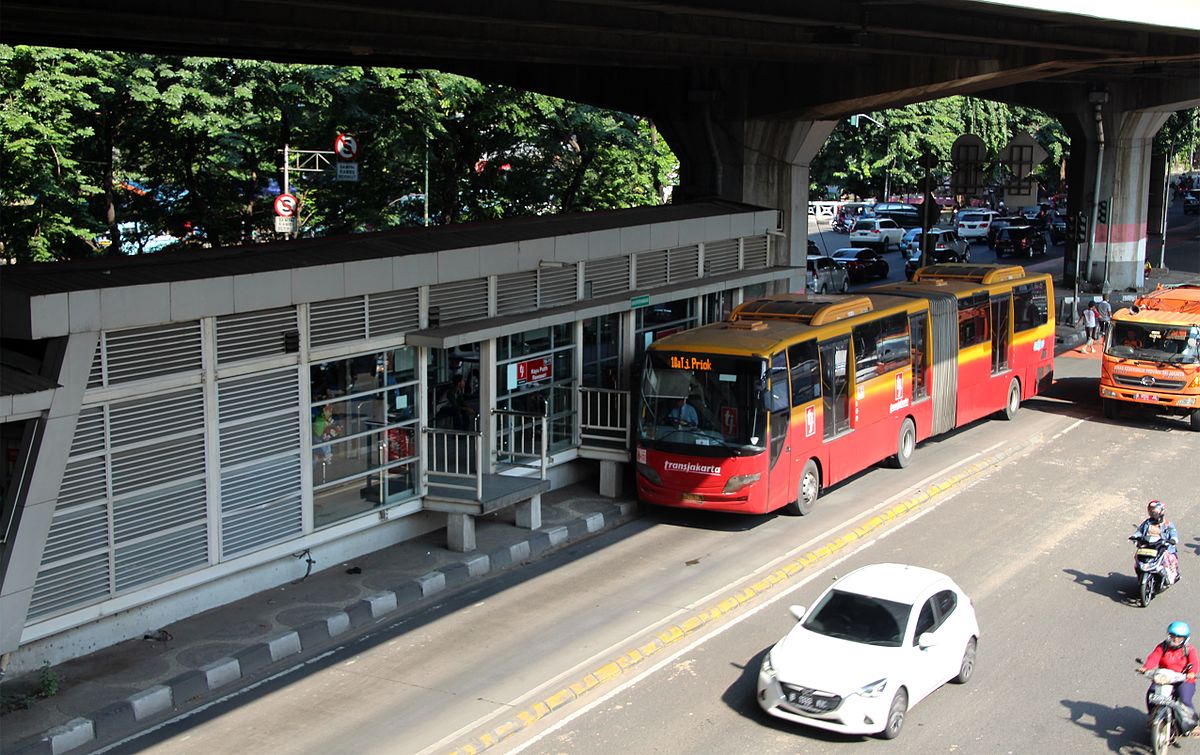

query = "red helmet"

[{"left": 1147, "top": 500, "right": 1164, "bottom": 522}]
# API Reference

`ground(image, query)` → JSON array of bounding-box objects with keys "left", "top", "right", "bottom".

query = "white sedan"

[{"left": 757, "top": 563, "right": 979, "bottom": 739}]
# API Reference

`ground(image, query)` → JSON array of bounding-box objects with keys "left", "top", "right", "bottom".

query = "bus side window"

[
  {"left": 853, "top": 320, "right": 882, "bottom": 383},
  {"left": 787, "top": 340, "right": 820, "bottom": 405},
  {"left": 958, "top": 293, "right": 990, "bottom": 348},
  {"left": 1013, "top": 281, "right": 1048, "bottom": 332}
]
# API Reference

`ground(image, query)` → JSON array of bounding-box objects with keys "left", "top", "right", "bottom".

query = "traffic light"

[
  {"left": 1077, "top": 212, "right": 1089, "bottom": 243},
  {"left": 1066, "top": 213, "right": 1077, "bottom": 243},
  {"left": 1097, "top": 199, "right": 1109, "bottom": 225}
]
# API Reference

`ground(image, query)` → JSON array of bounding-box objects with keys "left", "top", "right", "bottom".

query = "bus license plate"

[{"left": 1134, "top": 393, "right": 1156, "bottom": 401}]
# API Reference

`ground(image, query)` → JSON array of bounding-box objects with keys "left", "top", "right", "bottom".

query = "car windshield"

[
  {"left": 803, "top": 589, "right": 911, "bottom": 647},
  {"left": 1106, "top": 322, "right": 1200, "bottom": 364},
  {"left": 832, "top": 249, "right": 858, "bottom": 260},
  {"left": 638, "top": 351, "right": 767, "bottom": 451}
]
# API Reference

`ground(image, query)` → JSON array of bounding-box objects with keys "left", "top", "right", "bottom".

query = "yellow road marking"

[{"left": 447, "top": 446, "right": 1010, "bottom": 755}]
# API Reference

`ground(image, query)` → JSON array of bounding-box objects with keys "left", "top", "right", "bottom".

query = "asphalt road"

[{"left": 102, "top": 329, "right": 1198, "bottom": 754}]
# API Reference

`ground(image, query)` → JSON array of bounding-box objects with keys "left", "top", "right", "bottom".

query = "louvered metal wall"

[
  {"left": 585, "top": 256, "right": 630, "bottom": 298},
  {"left": 90, "top": 322, "right": 202, "bottom": 387},
  {"left": 368, "top": 289, "right": 419, "bottom": 337},
  {"left": 667, "top": 245, "right": 700, "bottom": 283},
  {"left": 635, "top": 250, "right": 669, "bottom": 289},
  {"left": 216, "top": 308, "right": 299, "bottom": 365},
  {"left": 217, "top": 370, "right": 302, "bottom": 558},
  {"left": 743, "top": 236, "right": 770, "bottom": 269},
  {"left": 497, "top": 271, "right": 538, "bottom": 316},
  {"left": 30, "top": 388, "right": 210, "bottom": 620},
  {"left": 538, "top": 266, "right": 577, "bottom": 308},
  {"left": 310, "top": 297, "right": 367, "bottom": 348},
  {"left": 705, "top": 239, "right": 740, "bottom": 276},
  {"left": 429, "top": 279, "right": 488, "bottom": 325}
]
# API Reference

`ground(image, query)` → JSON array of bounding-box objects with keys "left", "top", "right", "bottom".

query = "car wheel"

[
  {"left": 785, "top": 459, "right": 820, "bottom": 516},
  {"left": 880, "top": 262, "right": 889, "bottom": 278},
  {"left": 879, "top": 688, "right": 908, "bottom": 739},
  {"left": 890, "top": 418, "right": 916, "bottom": 469},
  {"left": 952, "top": 637, "right": 978, "bottom": 684}
]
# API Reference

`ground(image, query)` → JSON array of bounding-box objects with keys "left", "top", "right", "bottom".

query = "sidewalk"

[{"left": 1, "top": 484, "right": 637, "bottom": 755}]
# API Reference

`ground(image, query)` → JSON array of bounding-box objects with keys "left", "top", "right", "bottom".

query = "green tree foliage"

[
  {"left": 811, "top": 96, "right": 1090, "bottom": 202},
  {"left": 0, "top": 47, "right": 678, "bottom": 263}
]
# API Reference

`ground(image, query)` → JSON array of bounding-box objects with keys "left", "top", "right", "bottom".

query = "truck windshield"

[
  {"left": 638, "top": 352, "right": 767, "bottom": 452},
  {"left": 1106, "top": 322, "right": 1200, "bottom": 365}
]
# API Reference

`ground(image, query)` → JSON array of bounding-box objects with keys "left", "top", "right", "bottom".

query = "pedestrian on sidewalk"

[
  {"left": 1077, "top": 302, "right": 1099, "bottom": 353},
  {"left": 1096, "top": 298, "right": 1112, "bottom": 340}
]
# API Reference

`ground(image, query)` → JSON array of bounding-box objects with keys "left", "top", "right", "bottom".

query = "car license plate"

[
  {"left": 788, "top": 692, "right": 815, "bottom": 707},
  {"left": 1134, "top": 393, "right": 1156, "bottom": 401}
]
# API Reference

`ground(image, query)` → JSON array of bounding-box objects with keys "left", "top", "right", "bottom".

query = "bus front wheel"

[
  {"left": 891, "top": 418, "right": 916, "bottom": 469},
  {"left": 786, "top": 459, "right": 820, "bottom": 516},
  {"left": 1190, "top": 408, "right": 1200, "bottom": 432}
]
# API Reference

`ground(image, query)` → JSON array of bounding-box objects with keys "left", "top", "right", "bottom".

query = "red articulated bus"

[{"left": 635, "top": 264, "right": 1055, "bottom": 514}]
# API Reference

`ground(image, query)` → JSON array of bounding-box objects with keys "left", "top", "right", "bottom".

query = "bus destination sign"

[{"left": 670, "top": 355, "right": 712, "bottom": 371}]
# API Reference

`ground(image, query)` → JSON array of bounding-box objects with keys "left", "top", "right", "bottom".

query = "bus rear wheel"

[
  {"left": 891, "top": 418, "right": 916, "bottom": 469},
  {"left": 786, "top": 459, "right": 820, "bottom": 516},
  {"left": 1001, "top": 378, "right": 1021, "bottom": 421}
]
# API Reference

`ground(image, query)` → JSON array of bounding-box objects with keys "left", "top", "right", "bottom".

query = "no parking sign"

[{"left": 274, "top": 193, "right": 298, "bottom": 217}]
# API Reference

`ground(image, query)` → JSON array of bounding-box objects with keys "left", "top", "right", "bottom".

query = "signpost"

[
  {"left": 334, "top": 132, "right": 359, "bottom": 183},
  {"left": 274, "top": 192, "right": 299, "bottom": 234}
]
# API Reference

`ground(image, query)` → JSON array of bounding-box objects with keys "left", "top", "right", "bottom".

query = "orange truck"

[{"left": 1099, "top": 283, "right": 1200, "bottom": 431}]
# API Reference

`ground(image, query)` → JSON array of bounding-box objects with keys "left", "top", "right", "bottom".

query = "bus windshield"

[
  {"left": 1106, "top": 322, "right": 1200, "bottom": 365},
  {"left": 638, "top": 351, "right": 767, "bottom": 452}
]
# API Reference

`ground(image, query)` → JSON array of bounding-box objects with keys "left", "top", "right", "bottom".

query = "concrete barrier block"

[
  {"left": 583, "top": 512, "right": 605, "bottom": 533},
  {"left": 129, "top": 685, "right": 172, "bottom": 720},
  {"left": 465, "top": 554, "right": 490, "bottom": 577},
  {"left": 417, "top": 571, "right": 446, "bottom": 597},
  {"left": 166, "top": 669, "right": 208, "bottom": 707},
  {"left": 48, "top": 718, "right": 94, "bottom": 755},
  {"left": 326, "top": 611, "right": 351, "bottom": 637},
  {"left": 202, "top": 657, "right": 241, "bottom": 689},
  {"left": 266, "top": 631, "right": 302, "bottom": 661},
  {"left": 364, "top": 591, "right": 398, "bottom": 618},
  {"left": 546, "top": 526, "right": 569, "bottom": 547}
]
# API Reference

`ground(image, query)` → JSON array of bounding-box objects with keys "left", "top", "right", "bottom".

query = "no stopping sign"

[{"left": 274, "top": 193, "right": 298, "bottom": 217}]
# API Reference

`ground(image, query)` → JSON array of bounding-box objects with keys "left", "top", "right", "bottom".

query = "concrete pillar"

[
  {"left": 1094, "top": 111, "right": 1171, "bottom": 291},
  {"left": 742, "top": 119, "right": 837, "bottom": 293},
  {"left": 446, "top": 512, "right": 475, "bottom": 552},
  {"left": 515, "top": 494, "right": 541, "bottom": 530},
  {"left": 599, "top": 460, "right": 623, "bottom": 498}
]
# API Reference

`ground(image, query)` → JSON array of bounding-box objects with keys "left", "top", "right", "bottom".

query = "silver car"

[{"left": 806, "top": 255, "right": 849, "bottom": 294}]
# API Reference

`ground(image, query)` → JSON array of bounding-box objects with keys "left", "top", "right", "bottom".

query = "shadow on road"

[
  {"left": 1062, "top": 568, "right": 1138, "bottom": 606},
  {"left": 1060, "top": 698, "right": 1150, "bottom": 754},
  {"left": 638, "top": 505, "right": 773, "bottom": 533},
  {"left": 1186, "top": 537, "right": 1200, "bottom": 558}
]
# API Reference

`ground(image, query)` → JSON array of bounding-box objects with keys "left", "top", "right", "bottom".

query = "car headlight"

[
  {"left": 761, "top": 649, "right": 776, "bottom": 678},
  {"left": 723, "top": 473, "right": 761, "bottom": 493},
  {"left": 856, "top": 678, "right": 889, "bottom": 698},
  {"left": 637, "top": 463, "right": 662, "bottom": 486}
]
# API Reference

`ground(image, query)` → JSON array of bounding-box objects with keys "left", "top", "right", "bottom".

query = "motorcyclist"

[
  {"left": 1133, "top": 500, "right": 1180, "bottom": 584},
  {"left": 1137, "top": 621, "right": 1198, "bottom": 734}
]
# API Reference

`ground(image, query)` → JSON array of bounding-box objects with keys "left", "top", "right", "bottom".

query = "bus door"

[
  {"left": 991, "top": 294, "right": 1012, "bottom": 374},
  {"left": 956, "top": 293, "right": 992, "bottom": 425},
  {"left": 766, "top": 352, "right": 792, "bottom": 510},
  {"left": 910, "top": 311, "right": 930, "bottom": 402}
]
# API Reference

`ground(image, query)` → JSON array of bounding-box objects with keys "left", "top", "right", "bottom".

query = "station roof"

[{"left": 0, "top": 199, "right": 772, "bottom": 298}]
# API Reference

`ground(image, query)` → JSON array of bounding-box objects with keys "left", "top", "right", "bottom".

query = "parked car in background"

[
  {"left": 985, "top": 216, "right": 1028, "bottom": 249},
  {"left": 1184, "top": 190, "right": 1200, "bottom": 215},
  {"left": 956, "top": 210, "right": 999, "bottom": 243},
  {"left": 850, "top": 217, "right": 906, "bottom": 252},
  {"left": 900, "top": 228, "right": 970, "bottom": 261},
  {"left": 757, "top": 563, "right": 980, "bottom": 739},
  {"left": 993, "top": 224, "right": 1047, "bottom": 258},
  {"left": 905, "top": 247, "right": 967, "bottom": 280},
  {"left": 831, "top": 247, "right": 890, "bottom": 282},
  {"left": 1048, "top": 212, "right": 1068, "bottom": 244},
  {"left": 872, "top": 201, "right": 922, "bottom": 229},
  {"left": 806, "top": 255, "right": 850, "bottom": 293}
]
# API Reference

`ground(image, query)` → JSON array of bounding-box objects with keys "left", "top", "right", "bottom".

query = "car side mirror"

[
  {"left": 789, "top": 605, "right": 806, "bottom": 622},
  {"left": 918, "top": 632, "right": 938, "bottom": 649}
]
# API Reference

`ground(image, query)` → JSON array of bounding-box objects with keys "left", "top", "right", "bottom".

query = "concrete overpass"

[{"left": 4, "top": 1, "right": 1199, "bottom": 288}]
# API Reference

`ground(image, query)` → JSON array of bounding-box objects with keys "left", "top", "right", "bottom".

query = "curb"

[{"left": 9, "top": 502, "right": 638, "bottom": 755}]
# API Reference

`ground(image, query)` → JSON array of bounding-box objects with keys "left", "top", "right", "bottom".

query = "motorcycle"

[
  {"left": 1139, "top": 665, "right": 1197, "bottom": 754},
  {"left": 1130, "top": 533, "right": 1177, "bottom": 607},
  {"left": 832, "top": 215, "right": 852, "bottom": 233}
]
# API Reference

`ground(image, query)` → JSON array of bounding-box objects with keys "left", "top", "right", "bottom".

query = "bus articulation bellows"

[{"left": 635, "top": 264, "right": 1055, "bottom": 515}]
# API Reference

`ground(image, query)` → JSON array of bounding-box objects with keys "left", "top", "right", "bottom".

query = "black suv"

[
  {"left": 993, "top": 225, "right": 1047, "bottom": 258},
  {"left": 871, "top": 201, "right": 922, "bottom": 229}
]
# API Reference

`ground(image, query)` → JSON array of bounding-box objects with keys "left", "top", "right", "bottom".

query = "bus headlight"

[
  {"left": 724, "top": 473, "right": 761, "bottom": 493},
  {"left": 1180, "top": 397, "right": 1197, "bottom": 406},
  {"left": 1100, "top": 387, "right": 1117, "bottom": 398},
  {"left": 637, "top": 463, "right": 662, "bottom": 486}
]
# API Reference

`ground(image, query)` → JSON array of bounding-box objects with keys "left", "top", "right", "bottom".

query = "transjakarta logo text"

[{"left": 664, "top": 460, "right": 721, "bottom": 476}]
